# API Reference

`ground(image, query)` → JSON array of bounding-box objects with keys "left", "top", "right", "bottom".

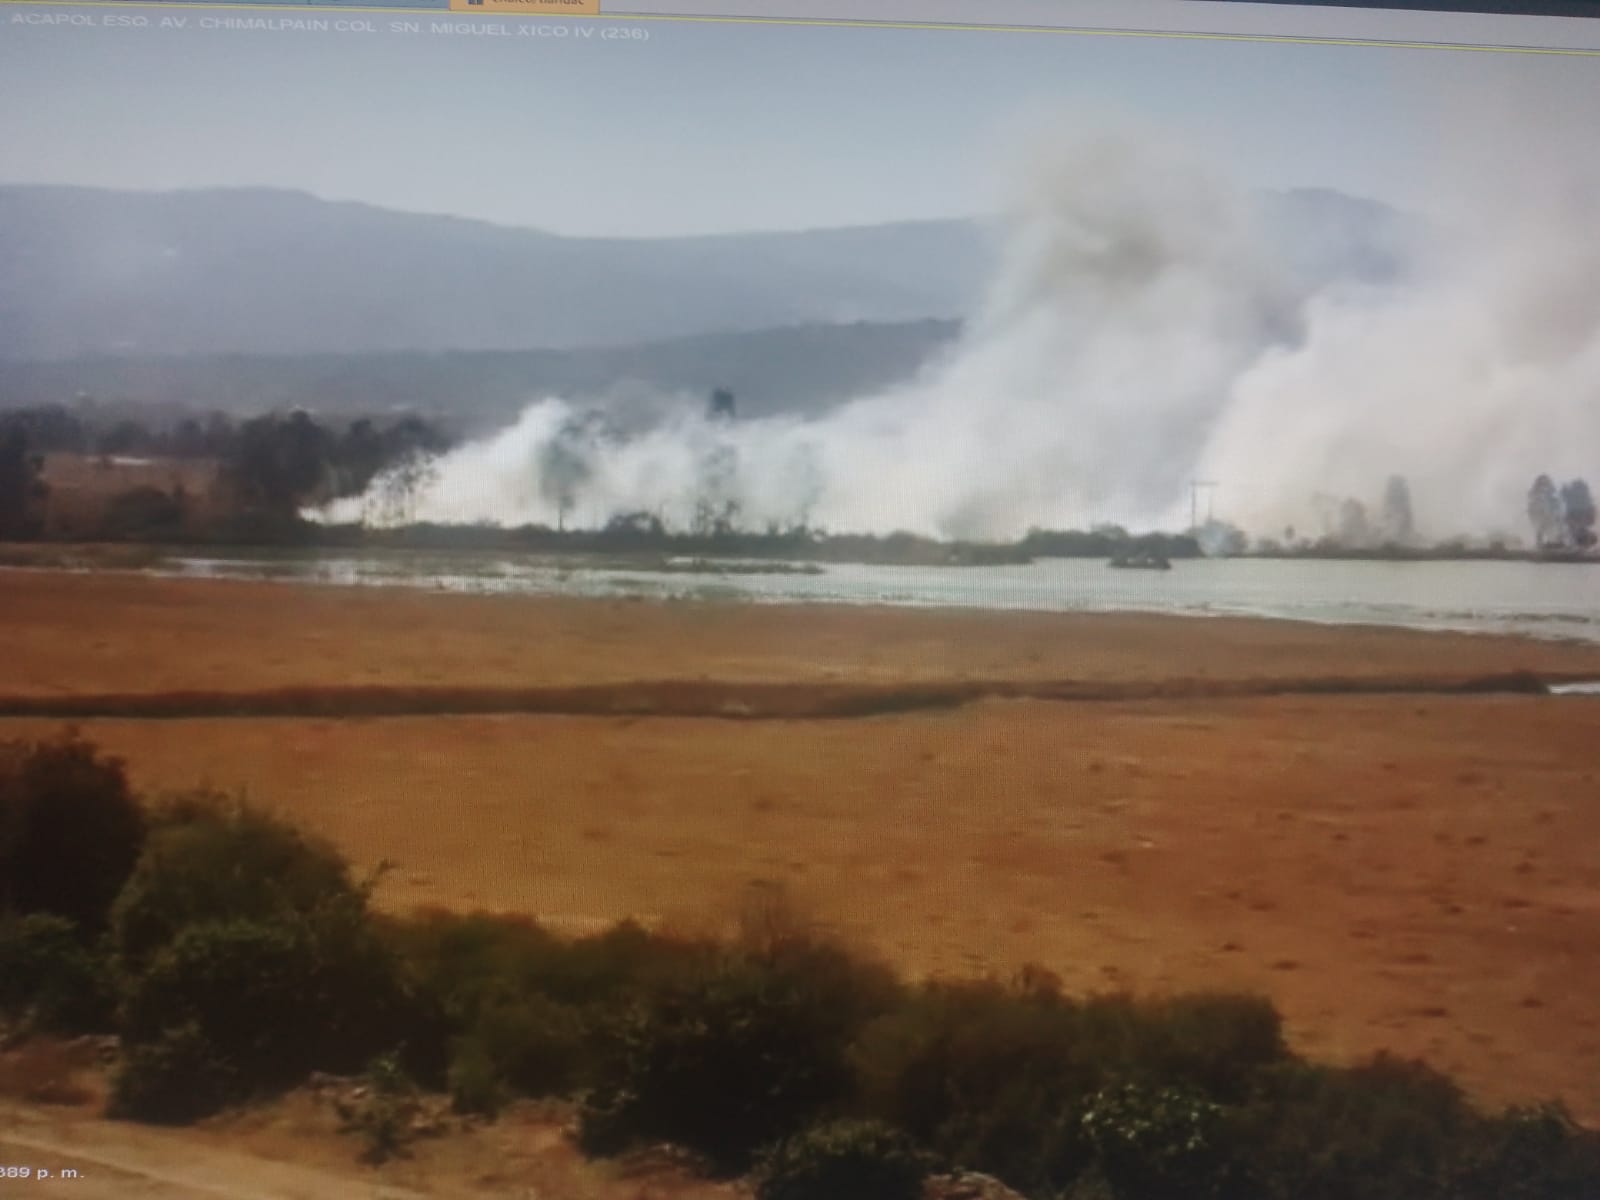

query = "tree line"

[
  {"left": 0, "top": 405, "right": 453, "bottom": 539},
  {"left": 1527, "top": 475, "right": 1598, "bottom": 551}
]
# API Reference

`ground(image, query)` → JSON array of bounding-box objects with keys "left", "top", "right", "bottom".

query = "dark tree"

[
  {"left": 604, "top": 510, "right": 666, "bottom": 539},
  {"left": 223, "top": 411, "right": 334, "bottom": 515},
  {"left": 170, "top": 418, "right": 209, "bottom": 459},
  {"left": 0, "top": 426, "right": 49, "bottom": 539},
  {"left": 709, "top": 388, "right": 737, "bottom": 422},
  {"left": 202, "top": 412, "right": 238, "bottom": 457},
  {"left": 1, "top": 406, "right": 87, "bottom": 454},
  {"left": 0, "top": 733, "right": 146, "bottom": 931},
  {"left": 1560, "top": 479, "right": 1597, "bottom": 549},
  {"left": 539, "top": 419, "right": 596, "bottom": 532},
  {"left": 693, "top": 442, "right": 741, "bottom": 536},
  {"left": 1528, "top": 475, "right": 1564, "bottom": 548},
  {"left": 337, "top": 418, "right": 388, "bottom": 496},
  {"left": 96, "top": 419, "right": 154, "bottom": 458},
  {"left": 330, "top": 415, "right": 450, "bottom": 502}
]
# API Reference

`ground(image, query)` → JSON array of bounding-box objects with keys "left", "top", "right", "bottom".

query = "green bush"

[
  {"left": 108, "top": 1022, "right": 236, "bottom": 1124},
  {"left": 469, "top": 995, "right": 588, "bottom": 1098},
  {"left": 852, "top": 983, "right": 1290, "bottom": 1198},
  {"left": 754, "top": 1119, "right": 934, "bottom": 1200},
  {"left": 119, "top": 915, "right": 418, "bottom": 1104},
  {"left": 1080, "top": 1082, "right": 1237, "bottom": 1200},
  {"left": 446, "top": 1039, "right": 508, "bottom": 1118},
  {"left": 1237, "top": 1055, "right": 1473, "bottom": 1200},
  {"left": 108, "top": 801, "right": 436, "bottom": 1113},
  {"left": 578, "top": 956, "right": 856, "bottom": 1172},
  {"left": 853, "top": 980, "right": 1096, "bottom": 1195},
  {"left": 383, "top": 909, "right": 565, "bottom": 1022},
  {"left": 1454, "top": 1103, "right": 1600, "bottom": 1200},
  {"left": 109, "top": 799, "right": 358, "bottom": 971},
  {"left": 387, "top": 911, "right": 715, "bottom": 1020},
  {"left": 1137, "top": 992, "right": 1286, "bottom": 1100},
  {"left": 337, "top": 1053, "right": 421, "bottom": 1164},
  {"left": 0, "top": 733, "right": 145, "bottom": 930},
  {"left": 0, "top": 913, "right": 115, "bottom": 1033}
]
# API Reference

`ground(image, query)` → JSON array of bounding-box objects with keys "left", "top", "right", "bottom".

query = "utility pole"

[{"left": 1190, "top": 480, "right": 1218, "bottom": 531}]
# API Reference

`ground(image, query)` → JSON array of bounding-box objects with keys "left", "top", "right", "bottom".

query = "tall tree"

[
  {"left": 223, "top": 411, "right": 334, "bottom": 516},
  {"left": 1560, "top": 479, "right": 1597, "bottom": 549},
  {"left": 1527, "top": 475, "right": 1564, "bottom": 548},
  {"left": 539, "top": 419, "right": 595, "bottom": 532},
  {"left": 693, "top": 443, "right": 741, "bottom": 536}
]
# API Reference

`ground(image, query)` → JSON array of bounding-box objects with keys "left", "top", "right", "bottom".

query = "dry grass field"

[{"left": 3, "top": 568, "right": 1599, "bottom": 1122}]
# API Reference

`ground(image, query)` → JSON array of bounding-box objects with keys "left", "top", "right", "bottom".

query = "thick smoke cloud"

[{"left": 324, "top": 97, "right": 1600, "bottom": 543}]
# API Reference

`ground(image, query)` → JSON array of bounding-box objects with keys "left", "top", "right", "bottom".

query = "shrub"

[
  {"left": 1454, "top": 1103, "right": 1600, "bottom": 1200},
  {"left": 854, "top": 984, "right": 1289, "bottom": 1198},
  {"left": 108, "top": 1022, "right": 236, "bottom": 1124},
  {"left": 1080, "top": 1082, "right": 1236, "bottom": 1200},
  {"left": 754, "top": 1119, "right": 934, "bottom": 1200},
  {"left": 390, "top": 911, "right": 717, "bottom": 1014},
  {"left": 0, "top": 733, "right": 145, "bottom": 930},
  {"left": 1237, "top": 1055, "right": 1474, "bottom": 1200},
  {"left": 110, "top": 802, "right": 432, "bottom": 1113},
  {"left": 1135, "top": 992, "right": 1287, "bottom": 1101},
  {"left": 119, "top": 915, "right": 417, "bottom": 1105},
  {"left": 469, "top": 995, "right": 588, "bottom": 1098},
  {"left": 578, "top": 956, "right": 856, "bottom": 1172},
  {"left": 852, "top": 980, "right": 1095, "bottom": 1195},
  {"left": 0, "top": 913, "right": 115, "bottom": 1033},
  {"left": 337, "top": 1053, "right": 422, "bottom": 1164},
  {"left": 447, "top": 1039, "right": 508, "bottom": 1118},
  {"left": 109, "top": 799, "right": 358, "bottom": 971}
]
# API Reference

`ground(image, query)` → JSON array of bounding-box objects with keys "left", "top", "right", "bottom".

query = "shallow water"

[{"left": 147, "top": 551, "right": 1600, "bottom": 644}]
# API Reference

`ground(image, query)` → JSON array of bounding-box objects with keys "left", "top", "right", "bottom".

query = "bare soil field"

[
  {"left": 0, "top": 1088, "right": 737, "bottom": 1200},
  {"left": 3, "top": 568, "right": 1599, "bottom": 1124}
]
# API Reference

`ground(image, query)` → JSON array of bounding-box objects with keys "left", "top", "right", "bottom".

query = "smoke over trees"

[
  {"left": 538, "top": 418, "right": 599, "bottom": 532},
  {"left": 693, "top": 443, "right": 741, "bottom": 537},
  {"left": 1380, "top": 476, "right": 1415, "bottom": 546},
  {"left": 1525, "top": 475, "right": 1597, "bottom": 551},
  {"left": 1336, "top": 498, "right": 1372, "bottom": 548},
  {"left": 1561, "top": 479, "right": 1597, "bottom": 549},
  {"left": 1527, "top": 476, "right": 1563, "bottom": 548}
]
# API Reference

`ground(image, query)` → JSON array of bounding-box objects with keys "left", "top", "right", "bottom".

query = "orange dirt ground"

[{"left": 3, "top": 568, "right": 1599, "bottom": 1123}]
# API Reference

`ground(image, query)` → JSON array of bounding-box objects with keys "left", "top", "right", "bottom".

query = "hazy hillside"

[
  {"left": 0, "top": 185, "right": 1419, "bottom": 363},
  {"left": 0, "top": 187, "right": 990, "bottom": 359},
  {"left": 0, "top": 184, "right": 1423, "bottom": 427},
  {"left": 0, "top": 320, "right": 962, "bottom": 430}
]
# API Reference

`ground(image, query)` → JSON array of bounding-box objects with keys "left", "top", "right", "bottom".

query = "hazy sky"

[{"left": 0, "top": 8, "right": 1570, "bottom": 236}]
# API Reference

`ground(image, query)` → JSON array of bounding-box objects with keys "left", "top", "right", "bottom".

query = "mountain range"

[
  {"left": 0, "top": 186, "right": 990, "bottom": 360},
  {"left": 0, "top": 184, "right": 1418, "bottom": 423}
]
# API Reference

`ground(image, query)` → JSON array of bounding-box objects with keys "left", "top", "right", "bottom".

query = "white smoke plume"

[
  {"left": 1206, "top": 79, "right": 1600, "bottom": 541},
  {"left": 324, "top": 97, "right": 1600, "bottom": 543}
]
